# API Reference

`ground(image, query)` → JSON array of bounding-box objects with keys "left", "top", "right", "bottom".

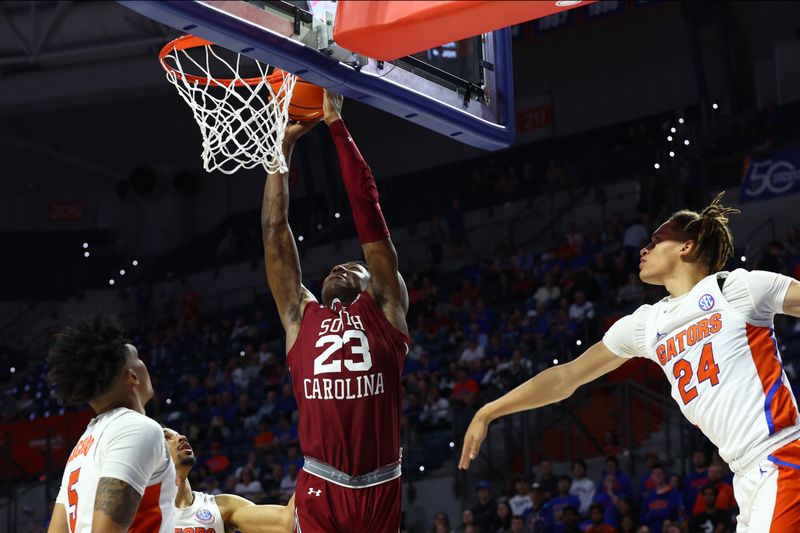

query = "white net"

[{"left": 161, "top": 40, "right": 297, "bottom": 175}]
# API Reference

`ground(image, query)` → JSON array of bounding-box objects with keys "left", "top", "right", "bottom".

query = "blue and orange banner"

[{"left": 741, "top": 147, "right": 800, "bottom": 203}]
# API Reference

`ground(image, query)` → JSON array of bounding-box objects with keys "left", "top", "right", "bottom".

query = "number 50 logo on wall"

[{"left": 741, "top": 148, "right": 800, "bottom": 203}]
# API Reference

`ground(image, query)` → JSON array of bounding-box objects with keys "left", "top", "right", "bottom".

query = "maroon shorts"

[{"left": 294, "top": 469, "right": 401, "bottom": 533}]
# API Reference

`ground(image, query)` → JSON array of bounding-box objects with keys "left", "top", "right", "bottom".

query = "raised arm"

[
  {"left": 261, "top": 121, "right": 321, "bottom": 348},
  {"left": 458, "top": 341, "right": 626, "bottom": 469},
  {"left": 218, "top": 493, "right": 294, "bottom": 533},
  {"left": 47, "top": 504, "right": 69, "bottom": 533},
  {"left": 323, "top": 92, "right": 409, "bottom": 335},
  {"left": 783, "top": 278, "right": 800, "bottom": 317}
]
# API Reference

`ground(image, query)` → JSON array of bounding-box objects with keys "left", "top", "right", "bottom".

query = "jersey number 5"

[
  {"left": 673, "top": 342, "right": 720, "bottom": 404},
  {"left": 67, "top": 467, "right": 81, "bottom": 532},
  {"left": 314, "top": 330, "right": 373, "bottom": 375}
]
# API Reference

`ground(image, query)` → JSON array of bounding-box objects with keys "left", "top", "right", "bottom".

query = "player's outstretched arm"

[
  {"left": 262, "top": 121, "right": 321, "bottom": 347},
  {"left": 46, "top": 504, "right": 69, "bottom": 533},
  {"left": 783, "top": 279, "right": 800, "bottom": 317},
  {"left": 458, "top": 341, "right": 626, "bottom": 470},
  {"left": 218, "top": 493, "right": 295, "bottom": 533},
  {"left": 323, "top": 91, "right": 409, "bottom": 335},
  {"left": 91, "top": 477, "right": 142, "bottom": 532}
]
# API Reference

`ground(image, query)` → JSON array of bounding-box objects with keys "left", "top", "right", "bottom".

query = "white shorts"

[{"left": 733, "top": 439, "right": 800, "bottom": 532}]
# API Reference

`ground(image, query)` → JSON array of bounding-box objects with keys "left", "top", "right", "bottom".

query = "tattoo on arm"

[{"left": 94, "top": 477, "right": 141, "bottom": 527}]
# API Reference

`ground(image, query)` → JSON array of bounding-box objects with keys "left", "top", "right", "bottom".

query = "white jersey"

[
  {"left": 174, "top": 491, "right": 225, "bottom": 533},
  {"left": 603, "top": 269, "right": 798, "bottom": 472},
  {"left": 55, "top": 407, "right": 176, "bottom": 533}
]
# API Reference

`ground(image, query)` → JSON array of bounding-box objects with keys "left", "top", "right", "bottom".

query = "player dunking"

[
  {"left": 46, "top": 315, "right": 176, "bottom": 533},
  {"left": 164, "top": 427, "right": 294, "bottom": 533},
  {"left": 261, "top": 91, "right": 409, "bottom": 532},
  {"left": 460, "top": 193, "right": 800, "bottom": 531}
]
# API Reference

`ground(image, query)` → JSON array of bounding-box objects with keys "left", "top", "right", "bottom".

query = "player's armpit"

[
  {"left": 782, "top": 279, "right": 800, "bottom": 317},
  {"left": 91, "top": 477, "right": 142, "bottom": 532},
  {"left": 219, "top": 493, "right": 294, "bottom": 533},
  {"left": 47, "top": 503, "right": 69, "bottom": 533},
  {"left": 362, "top": 239, "right": 409, "bottom": 336}
]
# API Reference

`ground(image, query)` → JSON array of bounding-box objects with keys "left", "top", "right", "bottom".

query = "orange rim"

[{"left": 159, "top": 35, "right": 293, "bottom": 88}]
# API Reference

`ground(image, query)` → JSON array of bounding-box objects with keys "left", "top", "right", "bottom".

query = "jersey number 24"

[{"left": 673, "top": 342, "right": 720, "bottom": 404}]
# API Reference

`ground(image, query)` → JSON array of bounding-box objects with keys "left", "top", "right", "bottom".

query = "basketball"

[{"left": 268, "top": 69, "right": 324, "bottom": 122}]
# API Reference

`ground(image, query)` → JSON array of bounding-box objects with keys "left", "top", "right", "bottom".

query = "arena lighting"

[
  {"left": 132, "top": 259, "right": 139, "bottom": 266},
  {"left": 109, "top": 279, "right": 115, "bottom": 286},
  {"left": 298, "top": 235, "right": 305, "bottom": 242},
  {"left": 449, "top": 441, "right": 455, "bottom": 448},
  {"left": 240, "top": 350, "right": 246, "bottom": 356},
  {"left": 552, "top": 358, "right": 559, "bottom": 365},
  {"left": 317, "top": 224, "right": 323, "bottom": 230},
  {"left": 741, "top": 256, "right": 747, "bottom": 262},
  {"left": 82, "top": 242, "right": 89, "bottom": 249},
  {"left": 119, "top": 269, "right": 126, "bottom": 276},
  {"left": 419, "top": 465, "right": 425, "bottom": 472},
  {"left": 576, "top": 340, "right": 582, "bottom": 346},
  {"left": 670, "top": 127, "right": 676, "bottom": 133},
  {"left": 9, "top": 367, "right": 14, "bottom": 374},
  {"left": 684, "top": 140, "right": 690, "bottom": 146},
  {"left": 678, "top": 118, "right": 685, "bottom": 124},
  {"left": 84, "top": 251, "right": 90, "bottom": 258},
  {"left": 654, "top": 163, "right": 660, "bottom": 170},
  {"left": 667, "top": 136, "right": 673, "bottom": 142},
  {"left": 334, "top": 212, "right": 341, "bottom": 219},
  {"left": 712, "top": 103, "right": 719, "bottom": 109},
  {"left": 166, "top": 398, "right": 172, "bottom": 405},
  {"left": 669, "top": 151, "right": 675, "bottom": 158}
]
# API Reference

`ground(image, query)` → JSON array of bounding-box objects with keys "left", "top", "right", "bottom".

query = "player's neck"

[
  {"left": 89, "top": 391, "right": 146, "bottom": 416},
  {"left": 175, "top": 473, "right": 194, "bottom": 508},
  {"left": 662, "top": 267, "right": 708, "bottom": 299}
]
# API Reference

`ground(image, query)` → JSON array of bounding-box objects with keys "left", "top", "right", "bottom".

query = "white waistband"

[{"left": 729, "top": 426, "right": 800, "bottom": 474}]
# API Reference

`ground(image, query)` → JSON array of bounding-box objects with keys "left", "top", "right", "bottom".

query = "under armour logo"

[{"left": 308, "top": 488, "right": 321, "bottom": 496}]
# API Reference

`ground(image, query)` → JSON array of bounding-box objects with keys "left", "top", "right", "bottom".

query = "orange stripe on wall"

[
  {"left": 746, "top": 325, "right": 798, "bottom": 434},
  {"left": 770, "top": 442, "right": 800, "bottom": 532},
  {"left": 128, "top": 482, "right": 162, "bottom": 533}
]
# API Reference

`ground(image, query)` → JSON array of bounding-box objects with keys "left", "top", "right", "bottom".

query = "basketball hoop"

[{"left": 159, "top": 35, "right": 297, "bottom": 175}]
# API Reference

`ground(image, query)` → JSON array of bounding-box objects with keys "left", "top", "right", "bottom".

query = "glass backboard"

[{"left": 118, "top": 0, "right": 514, "bottom": 150}]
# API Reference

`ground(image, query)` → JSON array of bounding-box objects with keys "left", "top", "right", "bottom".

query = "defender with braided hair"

[
  {"left": 460, "top": 193, "right": 800, "bottom": 531},
  {"left": 46, "top": 315, "right": 176, "bottom": 533}
]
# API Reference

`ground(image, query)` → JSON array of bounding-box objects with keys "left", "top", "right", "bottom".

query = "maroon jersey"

[{"left": 288, "top": 291, "right": 408, "bottom": 476}]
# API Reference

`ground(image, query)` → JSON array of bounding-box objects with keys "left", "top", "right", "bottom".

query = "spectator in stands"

[
  {"left": 548, "top": 476, "right": 581, "bottom": 530},
  {"left": 586, "top": 503, "right": 615, "bottom": 533},
  {"left": 599, "top": 456, "right": 632, "bottom": 497},
  {"left": 527, "top": 483, "right": 551, "bottom": 533},
  {"left": 460, "top": 338, "right": 486, "bottom": 364},
  {"left": 692, "top": 464, "right": 735, "bottom": 516},
  {"left": 623, "top": 214, "right": 648, "bottom": 262},
  {"left": 568, "top": 291, "right": 595, "bottom": 324},
  {"left": 640, "top": 464, "right": 681, "bottom": 533},
  {"left": 509, "top": 515, "right": 526, "bottom": 533},
  {"left": 559, "top": 505, "right": 582, "bottom": 533},
  {"left": 472, "top": 481, "right": 498, "bottom": 532},
  {"left": 495, "top": 499, "right": 513, "bottom": 532},
  {"left": 533, "top": 273, "right": 561, "bottom": 307},
  {"left": 690, "top": 485, "right": 731, "bottom": 533},
  {"left": 757, "top": 241, "right": 786, "bottom": 273},
  {"left": 509, "top": 476, "right": 533, "bottom": 517},
  {"left": 617, "top": 272, "right": 645, "bottom": 311},
  {"left": 279, "top": 464, "right": 298, "bottom": 500},
  {"left": 451, "top": 367, "right": 480, "bottom": 407},
  {"left": 429, "top": 511, "right": 455, "bottom": 533},
  {"left": 537, "top": 459, "right": 558, "bottom": 500},
  {"left": 234, "top": 466, "right": 265, "bottom": 502},
  {"left": 593, "top": 474, "right": 625, "bottom": 527},
  {"left": 569, "top": 459, "right": 596, "bottom": 515},
  {"left": 205, "top": 441, "right": 230, "bottom": 475},
  {"left": 459, "top": 509, "right": 476, "bottom": 533},
  {"left": 420, "top": 387, "right": 451, "bottom": 429}
]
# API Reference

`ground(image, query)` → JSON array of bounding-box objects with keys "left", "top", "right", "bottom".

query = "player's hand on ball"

[
  {"left": 323, "top": 90, "right": 344, "bottom": 125},
  {"left": 459, "top": 411, "right": 490, "bottom": 470}
]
